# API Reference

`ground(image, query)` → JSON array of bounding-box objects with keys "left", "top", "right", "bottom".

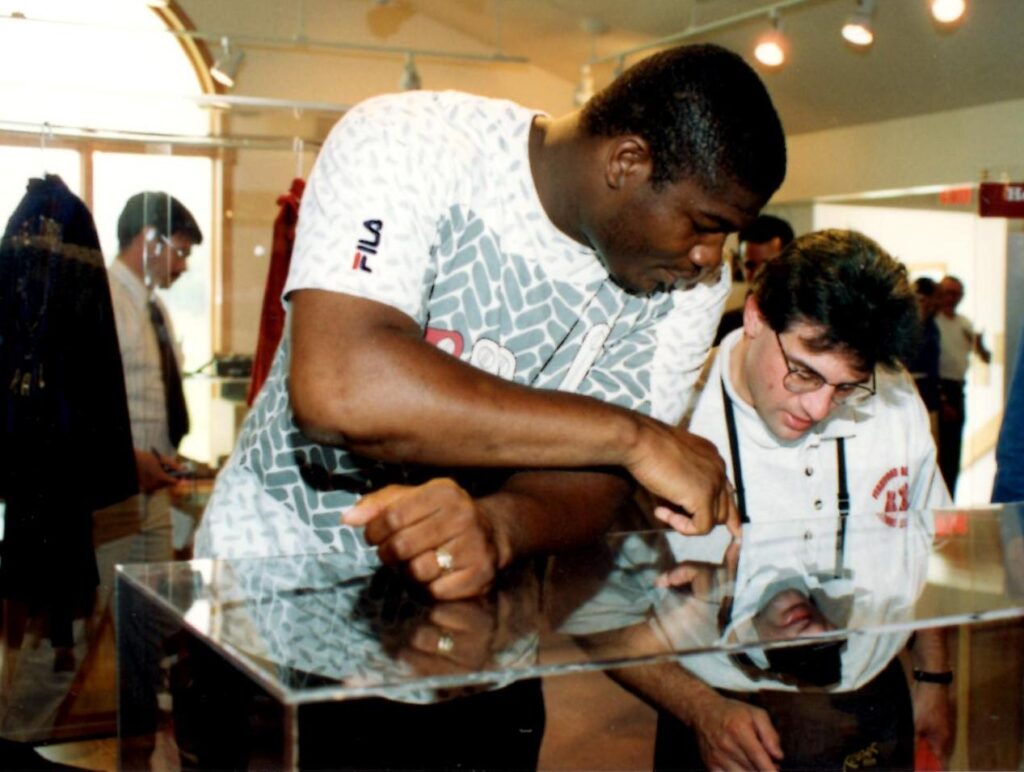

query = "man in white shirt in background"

[
  {"left": 935, "top": 274, "right": 991, "bottom": 497},
  {"left": 101, "top": 191, "right": 203, "bottom": 568},
  {"left": 614, "top": 230, "right": 953, "bottom": 771}
]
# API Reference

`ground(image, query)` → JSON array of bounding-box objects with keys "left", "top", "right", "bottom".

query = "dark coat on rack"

[{"left": 0, "top": 175, "right": 137, "bottom": 644}]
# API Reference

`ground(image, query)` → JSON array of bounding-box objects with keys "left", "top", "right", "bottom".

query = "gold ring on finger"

[
  {"left": 435, "top": 547, "right": 454, "bottom": 574},
  {"left": 436, "top": 632, "right": 455, "bottom": 655}
]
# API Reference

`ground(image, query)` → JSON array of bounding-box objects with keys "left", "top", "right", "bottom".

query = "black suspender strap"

[
  {"left": 721, "top": 378, "right": 749, "bottom": 524},
  {"left": 834, "top": 437, "right": 850, "bottom": 577},
  {"left": 720, "top": 374, "right": 851, "bottom": 567}
]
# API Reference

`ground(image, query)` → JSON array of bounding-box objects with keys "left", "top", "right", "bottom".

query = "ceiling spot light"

[
  {"left": 841, "top": 0, "right": 876, "bottom": 48},
  {"left": 754, "top": 11, "right": 787, "bottom": 69},
  {"left": 211, "top": 37, "right": 244, "bottom": 88},
  {"left": 399, "top": 52, "right": 421, "bottom": 90},
  {"left": 930, "top": 0, "right": 966, "bottom": 25}
]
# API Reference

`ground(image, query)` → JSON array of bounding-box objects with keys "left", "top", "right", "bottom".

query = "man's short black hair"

[
  {"left": 752, "top": 229, "right": 921, "bottom": 371},
  {"left": 941, "top": 275, "right": 964, "bottom": 291},
  {"left": 740, "top": 214, "right": 794, "bottom": 247},
  {"left": 914, "top": 276, "right": 937, "bottom": 296},
  {"left": 117, "top": 191, "right": 203, "bottom": 251},
  {"left": 580, "top": 43, "right": 786, "bottom": 199}
]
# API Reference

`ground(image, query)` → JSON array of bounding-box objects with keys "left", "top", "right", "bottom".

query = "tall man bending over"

[
  {"left": 196, "top": 44, "right": 786, "bottom": 592},
  {"left": 192, "top": 42, "right": 786, "bottom": 771}
]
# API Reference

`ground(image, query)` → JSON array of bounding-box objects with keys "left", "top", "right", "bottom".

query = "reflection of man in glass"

[
  {"left": 740, "top": 578, "right": 845, "bottom": 689},
  {"left": 620, "top": 230, "right": 954, "bottom": 770}
]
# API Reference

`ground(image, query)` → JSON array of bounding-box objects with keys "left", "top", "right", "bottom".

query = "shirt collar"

[{"left": 110, "top": 258, "right": 150, "bottom": 306}]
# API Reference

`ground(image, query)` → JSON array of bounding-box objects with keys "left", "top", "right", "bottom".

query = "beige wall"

[
  {"left": 177, "top": 0, "right": 575, "bottom": 353},
  {"left": 777, "top": 98, "right": 1024, "bottom": 202},
  {"left": 178, "top": 2, "right": 1024, "bottom": 360}
]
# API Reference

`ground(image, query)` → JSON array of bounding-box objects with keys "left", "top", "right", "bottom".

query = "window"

[{"left": 1, "top": 0, "right": 218, "bottom": 462}]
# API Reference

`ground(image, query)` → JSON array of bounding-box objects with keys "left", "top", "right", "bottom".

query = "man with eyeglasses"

[
  {"left": 105, "top": 191, "right": 203, "bottom": 558},
  {"left": 632, "top": 229, "right": 954, "bottom": 770}
]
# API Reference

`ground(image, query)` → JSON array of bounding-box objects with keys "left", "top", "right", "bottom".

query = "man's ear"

[
  {"left": 604, "top": 136, "right": 651, "bottom": 191},
  {"left": 742, "top": 293, "right": 767, "bottom": 337}
]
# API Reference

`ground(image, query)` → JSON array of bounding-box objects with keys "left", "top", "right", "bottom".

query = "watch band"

[{"left": 913, "top": 669, "right": 954, "bottom": 684}]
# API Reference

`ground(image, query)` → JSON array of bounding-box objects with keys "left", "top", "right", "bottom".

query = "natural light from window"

[{"left": 0, "top": 0, "right": 207, "bottom": 135}]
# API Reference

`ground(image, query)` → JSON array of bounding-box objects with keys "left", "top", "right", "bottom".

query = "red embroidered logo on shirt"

[
  {"left": 871, "top": 465, "right": 909, "bottom": 527},
  {"left": 352, "top": 219, "right": 382, "bottom": 273}
]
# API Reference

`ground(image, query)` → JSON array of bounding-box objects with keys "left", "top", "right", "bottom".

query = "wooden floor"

[{"left": 34, "top": 668, "right": 656, "bottom": 771}]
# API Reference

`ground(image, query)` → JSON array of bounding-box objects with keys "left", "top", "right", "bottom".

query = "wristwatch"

[{"left": 913, "top": 669, "right": 954, "bottom": 684}]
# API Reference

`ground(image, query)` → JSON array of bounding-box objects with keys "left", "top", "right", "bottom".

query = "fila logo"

[{"left": 352, "top": 219, "right": 382, "bottom": 272}]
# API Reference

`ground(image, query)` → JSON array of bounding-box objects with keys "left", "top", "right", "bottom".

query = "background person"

[
  {"left": 908, "top": 276, "right": 942, "bottom": 446},
  {"left": 935, "top": 274, "right": 991, "bottom": 497},
  {"left": 101, "top": 191, "right": 203, "bottom": 567},
  {"left": 714, "top": 214, "right": 794, "bottom": 345}
]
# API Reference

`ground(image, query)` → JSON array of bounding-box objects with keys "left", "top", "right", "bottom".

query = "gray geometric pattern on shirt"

[
  {"left": 216, "top": 204, "right": 674, "bottom": 557},
  {"left": 212, "top": 554, "right": 536, "bottom": 703}
]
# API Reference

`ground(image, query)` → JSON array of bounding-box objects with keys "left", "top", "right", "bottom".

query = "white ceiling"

[{"left": 402, "top": 0, "right": 1024, "bottom": 136}]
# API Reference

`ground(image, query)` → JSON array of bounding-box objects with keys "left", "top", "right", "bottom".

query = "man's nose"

[
  {"left": 802, "top": 387, "right": 835, "bottom": 423},
  {"left": 689, "top": 233, "right": 726, "bottom": 270}
]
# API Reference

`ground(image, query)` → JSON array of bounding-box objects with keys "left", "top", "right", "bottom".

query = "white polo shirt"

[
  {"left": 654, "top": 328, "right": 950, "bottom": 692},
  {"left": 935, "top": 312, "right": 976, "bottom": 382}
]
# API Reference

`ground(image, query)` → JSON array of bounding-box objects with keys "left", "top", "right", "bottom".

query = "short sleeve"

[
  {"left": 285, "top": 94, "right": 451, "bottom": 325},
  {"left": 649, "top": 269, "right": 732, "bottom": 423}
]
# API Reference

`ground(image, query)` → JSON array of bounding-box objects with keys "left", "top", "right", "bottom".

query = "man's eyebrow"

[
  {"left": 698, "top": 210, "right": 743, "bottom": 232},
  {"left": 789, "top": 352, "right": 872, "bottom": 386}
]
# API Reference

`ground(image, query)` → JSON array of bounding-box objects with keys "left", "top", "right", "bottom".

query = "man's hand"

[
  {"left": 393, "top": 599, "right": 504, "bottom": 676},
  {"left": 628, "top": 421, "right": 740, "bottom": 537},
  {"left": 133, "top": 448, "right": 179, "bottom": 494},
  {"left": 655, "top": 539, "right": 740, "bottom": 599},
  {"left": 691, "top": 693, "right": 784, "bottom": 772},
  {"left": 344, "top": 479, "right": 505, "bottom": 600},
  {"left": 913, "top": 681, "right": 955, "bottom": 766}
]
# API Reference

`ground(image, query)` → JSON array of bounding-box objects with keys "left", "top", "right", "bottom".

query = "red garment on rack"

[{"left": 247, "top": 177, "right": 304, "bottom": 405}]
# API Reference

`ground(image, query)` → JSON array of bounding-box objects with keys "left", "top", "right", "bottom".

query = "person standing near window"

[
  {"left": 104, "top": 191, "right": 203, "bottom": 563},
  {"left": 935, "top": 275, "right": 991, "bottom": 497}
]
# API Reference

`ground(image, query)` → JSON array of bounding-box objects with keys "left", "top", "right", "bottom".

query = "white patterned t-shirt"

[{"left": 195, "top": 90, "right": 729, "bottom": 560}]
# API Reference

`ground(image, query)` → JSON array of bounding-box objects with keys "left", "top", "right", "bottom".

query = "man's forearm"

[
  {"left": 479, "top": 469, "right": 634, "bottom": 567},
  {"left": 911, "top": 626, "right": 951, "bottom": 673},
  {"left": 290, "top": 290, "right": 734, "bottom": 533},
  {"left": 289, "top": 289, "right": 650, "bottom": 471},
  {"left": 610, "top": 659, "right": 722, "bottom": 727}
]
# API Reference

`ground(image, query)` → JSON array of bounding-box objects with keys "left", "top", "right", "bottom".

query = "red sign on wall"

[{"left": 979, "top": 182, "right": 1024, "bottom": 218}]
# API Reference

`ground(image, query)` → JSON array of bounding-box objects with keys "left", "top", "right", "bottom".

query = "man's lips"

[{"left": 783, "top": 411, "right": 813, "bottom": 432}]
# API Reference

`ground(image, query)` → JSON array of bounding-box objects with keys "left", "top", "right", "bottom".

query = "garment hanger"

[
  {"left": 293, "top": 136, "right": 305, "bottom": 180},
  {"left": 39, "top": 121, "right": 53, "bottom": 174}
]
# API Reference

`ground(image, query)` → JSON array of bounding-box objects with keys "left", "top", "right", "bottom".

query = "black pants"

[
  {"left": 169, "top": 635, "right": 546, "bottom": 771},
  {"left": 652, "top": 657, "right": 914, "bottom": 772},
  {"left": 299, "top": 679, "right": 546, "bottom": 771},
  {"left": 938, "top": 379, "right": 966, "bottom": 496}
]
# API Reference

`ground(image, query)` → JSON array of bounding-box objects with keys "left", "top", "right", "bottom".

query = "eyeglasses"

[
  {"left": 157, "top": 235, "right": 190, "bottom": 260},
  {"left": 774, "top": 330, "right": 875, "bottom": 405}
]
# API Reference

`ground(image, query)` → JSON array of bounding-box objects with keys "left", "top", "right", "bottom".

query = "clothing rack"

[{"left": 0, "top": 120, "right": 323, "bottom": 152}]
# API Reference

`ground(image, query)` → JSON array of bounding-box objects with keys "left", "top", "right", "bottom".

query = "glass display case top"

[{"left": 115, "top": 504, "right": 1024, "bottom": 705}]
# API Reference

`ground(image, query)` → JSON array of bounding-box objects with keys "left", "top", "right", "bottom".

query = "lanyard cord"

[
  {"left": 834, "top": 435, "right": 850, "bottom": 578},
  {"left": 719, "top": 373, "right": 850, "bottom": 572},
  {"left": 721, "top": 378, "right": 749, "bottom": 524}
]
